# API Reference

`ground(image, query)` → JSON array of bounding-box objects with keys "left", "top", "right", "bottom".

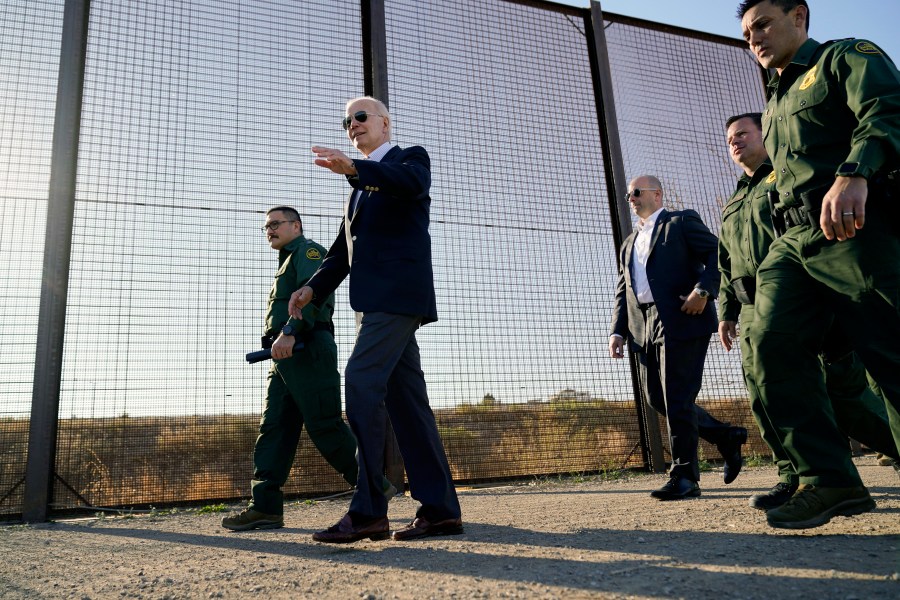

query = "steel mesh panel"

[
  {"left": 52, "top": 0, "right": 365, "bottom": 511},
  {"left": 603, "top": 16, "right": 769, "bottom": 459},
  {"left": 384, "top": 0, "right": 641, "bottom": 480},
  {"left": 1, "top": 1, "right": 774, "bottom": 516},
  {"left": 0, "top": 0, "right": 64, "bottom": 516}
]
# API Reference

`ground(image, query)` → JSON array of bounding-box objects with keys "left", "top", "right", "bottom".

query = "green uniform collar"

[
  {"left": 750, "top": 160, "right": 774, "bottom": 186},
  {"left": 732, "top": 161, "right": 773, "bottom": 198},
  {"left": 279, "top": 235, "right": 307, "bottom": 263},
  {"left": 767, "top": 39, "right": 820, "bottom": 92},
  {"left": 791, "top": 38, "right": 821, "bottom": 68}
]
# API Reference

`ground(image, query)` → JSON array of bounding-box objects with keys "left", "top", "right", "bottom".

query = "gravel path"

[{"left": 1, "top": 457, "right": 898, "bottom": 599}]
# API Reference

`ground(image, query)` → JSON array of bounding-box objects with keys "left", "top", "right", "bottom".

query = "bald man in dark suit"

[{"left": 610, "top": 175, "right": 747, "bottom": 500}]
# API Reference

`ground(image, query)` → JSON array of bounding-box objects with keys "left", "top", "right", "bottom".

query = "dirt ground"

[{"left": 1, "top": 457, "right": 898, "bottom": 600}]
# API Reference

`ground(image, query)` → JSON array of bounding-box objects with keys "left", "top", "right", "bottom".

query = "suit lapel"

[
  {"left": 345, "top": 190, "right": 357, "bottom": 221},
  {"left": 648, "top": 209, "right": 669, "bottom": 257},
  {"left": 347, "top": 145, "right": 401, "bottom": 223},
  {"left": 622, "top": 233, "right": 636, "bottom": 273}
]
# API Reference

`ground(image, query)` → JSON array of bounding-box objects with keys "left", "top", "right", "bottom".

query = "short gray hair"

[{"left": 346, "top": 96, "right": 392, "bottom": 137}]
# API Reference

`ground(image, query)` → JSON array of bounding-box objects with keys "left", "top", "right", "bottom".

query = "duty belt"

[
  {"left": 770, "top": 170, "right": 899, "bottom": 238},
  {"left": 782, "top": 206, "right": 811, "bottom": 229},
  {"left": 768, "top": 187, "right": 825, "bottom": 237}
]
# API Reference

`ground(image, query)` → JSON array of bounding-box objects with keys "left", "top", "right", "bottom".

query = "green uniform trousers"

[
  {"left": 739, "top": 304, "right": 898, "bottom": 485},
  {"left": 868, "top": 373, "right": 900, "bottom": 457},
  {"left": 825, "top": 353, "right": 898, "bottom": 464},
  {"left": 249, "top": 331, "right": 359, "bottom": 515},
  {"left": 750, "top": 215, "right": 900, "bottom": 487}
]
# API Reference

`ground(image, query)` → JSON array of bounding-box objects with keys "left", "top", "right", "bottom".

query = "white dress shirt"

[{"left": 632, "top": 207, "right": 664, "bottom": 305}]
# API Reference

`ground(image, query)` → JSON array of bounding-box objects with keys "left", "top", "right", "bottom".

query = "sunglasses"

[
  {"left": 342, "top": 111, "right": 384, "bottom": 130},
  {"left": 625, "top": 188, "right": 659, "bottom": 199}
]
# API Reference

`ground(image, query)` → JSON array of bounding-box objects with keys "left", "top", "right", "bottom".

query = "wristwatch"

[
  {"left": 281, "top": 323, "right": 299, "bottom": 337},
  {"left": 694, "top": 288, "right": 710, "bottom": 299},
  {"left": 836, "top": 162, "right": 873, "bottom": 179}
]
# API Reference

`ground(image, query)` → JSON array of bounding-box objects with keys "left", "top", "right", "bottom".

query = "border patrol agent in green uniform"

[
  {"left": 739, "top": 0, "right": 900, "bottom": 529},
  {"left": 222, "top": 207, "right": 360, "bottom": 531},
  {"left": 718, "top": 113, "right": 899, "bottom": 512}
]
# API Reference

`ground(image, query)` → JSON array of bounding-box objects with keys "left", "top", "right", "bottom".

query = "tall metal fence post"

[
  {"left": 23, "top": 0, "right": 91, "bottom": 522},
  {"left": 362, "top": 0, "right": 390, "bottom": 107},
  {"left": 587, "top": 1, "right": 666, "bottom": 473},
  {"left": 361, "top": 0, "right": 404, "bottom": 490}
]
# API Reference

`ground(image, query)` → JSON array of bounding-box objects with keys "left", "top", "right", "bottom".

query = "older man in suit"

[
  {"left": 289, "top": 96, "right": 462, "bottom": 543},
  {"left": 610, "top": 175, "right": 747, "bottom": 500}
]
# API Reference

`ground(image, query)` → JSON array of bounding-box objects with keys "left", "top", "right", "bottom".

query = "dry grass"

[{"left": 0, "top": 396, "right": 762, "bottom": 514}]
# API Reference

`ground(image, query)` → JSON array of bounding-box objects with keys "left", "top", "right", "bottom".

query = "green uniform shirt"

[
  {"left": 763, "top": 37, "right": 900, "bottom": 209},
  {"left": 265, "top": 235, "right": 335, "bottom": 335},
  {"left": 718, "top": 161, "right": 777, "bottom": 322}
]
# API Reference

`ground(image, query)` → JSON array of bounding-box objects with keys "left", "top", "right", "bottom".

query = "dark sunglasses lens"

[
  {"left": 632, "top": 189, "right": 642, "bottom": 198},
  {"left": 342, "top": 111, "right": 369, "bottom": 130}
]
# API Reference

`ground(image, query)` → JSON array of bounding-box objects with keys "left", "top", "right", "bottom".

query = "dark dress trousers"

[
  {"left": 306, "top": 144, "right": 460, "bottom": 522},
  {"left": 611, "top": 209, "right": 729, "bottom": 481}
]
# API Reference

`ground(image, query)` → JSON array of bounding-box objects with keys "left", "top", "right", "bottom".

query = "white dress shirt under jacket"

[{"left": 632, "top": 207, "right": 664, "bottom": 305}]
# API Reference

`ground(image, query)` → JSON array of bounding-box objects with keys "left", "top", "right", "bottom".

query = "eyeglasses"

[
  {"left": 342, "top": 111, "right": 385, "bottom": 130},
  {"left": 261, "top": 220, "right": 297, "bottom": 232},
  {"left": 625, "top": 188, "right": 660, "bottom": 199}
]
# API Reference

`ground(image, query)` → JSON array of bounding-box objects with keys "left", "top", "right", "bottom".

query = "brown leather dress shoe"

[
  {"left": 312, "top": 514, "right": 390, "bottom": 544},
  {"left": 391, "top": 517, "right": 464, "bottom": 541}
]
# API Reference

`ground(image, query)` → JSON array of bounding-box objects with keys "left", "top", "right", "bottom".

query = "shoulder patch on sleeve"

[
  {"left": 306, "top": 248, "right": 321, "bottom": 260},
  {"left": 854, "top": 41, "right": 881, "bottom": 55},
  {"left": 765, "top": 171, "right": 777, "bottom": 184}
]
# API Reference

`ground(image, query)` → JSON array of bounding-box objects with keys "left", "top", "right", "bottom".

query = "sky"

[
  {"left": 5, "top": 0, "right": 894, "bottom": 419},
  {"left": 560, "top": 0, "right": 900, "bottom": 65}
]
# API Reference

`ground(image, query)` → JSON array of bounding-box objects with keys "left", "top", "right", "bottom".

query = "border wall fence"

[{"left": 0, "top": 0, "right": 767, "bottom": 521}]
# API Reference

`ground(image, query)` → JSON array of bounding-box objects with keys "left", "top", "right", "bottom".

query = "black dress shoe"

[
  {"left": 749, "top": 482, "right": 798, "bottom": 511},
  {"left": 719, "top": 426, "right": 748, "bottom": 484},
  {"left": 312, "top": 513, "right": 390, "bottom": 543},
  {"left": 650, "top": 476, "right": 701, "bottom": 500},
  {"left": 391, "top": 516, "right": 464, "bottom": 541}
]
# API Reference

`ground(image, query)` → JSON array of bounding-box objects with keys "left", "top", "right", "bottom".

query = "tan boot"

[
  {"left": 766, "top": 484, "right": 875, "bottom": 529},
  {"left": 221, "top": 508, "right": 283, "bottom": 531}
]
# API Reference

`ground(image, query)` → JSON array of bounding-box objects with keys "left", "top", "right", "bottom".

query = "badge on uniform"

[
  {"left": 306, "top": 248, "right": 321, "bottom": 260},
  {"left": 855, "top": 41, "right": 881, "bottom": 55},
  {"left": 799, "top": 65, "right": 818, "bottom": 90},
  {"left": 766, "top": 171, "right": 777, "bottom": 184}
]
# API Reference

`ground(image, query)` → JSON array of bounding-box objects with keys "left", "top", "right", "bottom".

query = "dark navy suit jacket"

[
  {"left": 610, "top": 208, "right": 719, "bottom": 348},
  {"left": 306, "top": 144, "right": 438, "bottom": 324}
]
